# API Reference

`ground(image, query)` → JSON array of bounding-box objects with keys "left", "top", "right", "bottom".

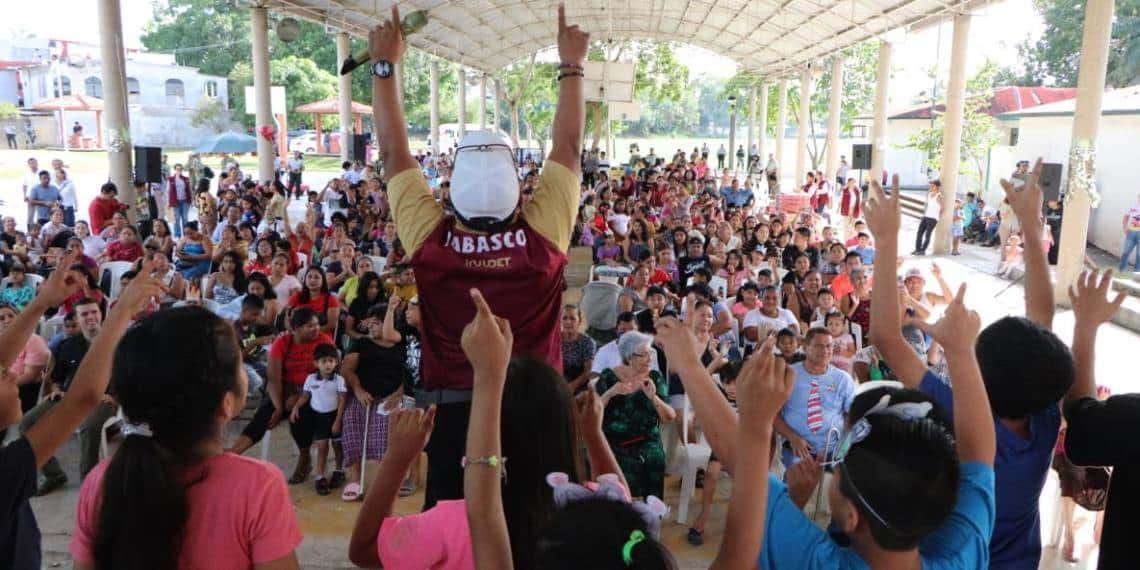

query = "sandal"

[
  {"left": 687, "top": 527, "right": 704, "bottom": 546},
  {"left": 329, "top": 470, "right": 346, "bottom": 488},
  {"left": 315, "top": 476, "right": 331, "bottom": 496},
  {"left": 341, "top": 482, "right": 363, "bottom": 502},
  {"left": 288, "top": 455, "right": 312, "bottom": 485}
]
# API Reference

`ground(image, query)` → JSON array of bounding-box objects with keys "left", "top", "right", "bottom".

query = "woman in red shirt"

[
  {"left": 287, "top": 266, "right": 340, "bottom": 334},
  {"left": 98, "top": 225, "right": 144, "bottom": 263},
  {"left": 244, "top": 238, "right": 275, "bottom": 276}
]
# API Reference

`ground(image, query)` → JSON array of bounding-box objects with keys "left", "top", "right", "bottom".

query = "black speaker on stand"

[
  {"left": 134, "top": 146, "right": 163, "bottom": 183},
  {"left": 352, "top": 134, "right": 369, "bottom": 164},
  {"left": 851, "top": 144, "right": 872, "bottom": 170}
]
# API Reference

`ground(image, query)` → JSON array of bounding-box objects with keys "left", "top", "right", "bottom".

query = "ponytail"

[
  {"left": 93, "top": 435, "right": 189, "bottom": 570},
  {"left": 91, "top": 307, "right": 241, "bottom": 569}
]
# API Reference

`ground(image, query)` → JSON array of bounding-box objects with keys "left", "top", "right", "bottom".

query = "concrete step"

[
  {"left": 1112, "top": 273, "right": 1140, "bottom": 298},
  {"left": 899, "top": 193, "right": 925, "bottom": 219}
]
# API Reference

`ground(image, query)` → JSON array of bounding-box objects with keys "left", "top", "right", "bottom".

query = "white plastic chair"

[
  {"left": 674, "top": 394, "right": 712, "bottom": 524},
  {"left": 99, "top": 261, "right": 135, "bottom": 299}
]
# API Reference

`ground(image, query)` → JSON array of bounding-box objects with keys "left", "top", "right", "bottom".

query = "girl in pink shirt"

[{"left": 70, "top": 306, "right": 302, "bottom": 569}]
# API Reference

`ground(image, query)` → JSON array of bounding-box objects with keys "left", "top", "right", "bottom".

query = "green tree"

[
  {"left": 1009, "top": 0, "right": 1140, "bottom": 87},
  {"left": 189, "top": 97, "right": 234, "bottom": 133},
  {"left": 0, "top": 102, "right": 18, "bottom": 121},
  {"left": 229, "top": 55, "right": 338, "bottom": 129},
  {"left": 141, "top": 0, "right": 250, "bottom": 89},
  {"left": 905, "top": 62, "right": 1003, "bottom": 192}
]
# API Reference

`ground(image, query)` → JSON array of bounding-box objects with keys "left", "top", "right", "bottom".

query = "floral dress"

[{"left": 594, "top": 369, "right": 668, "bottom": 499}]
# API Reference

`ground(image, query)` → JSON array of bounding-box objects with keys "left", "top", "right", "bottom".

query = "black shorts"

[{"left": 311, "top": 409, "right": 339, "bottom": 441}]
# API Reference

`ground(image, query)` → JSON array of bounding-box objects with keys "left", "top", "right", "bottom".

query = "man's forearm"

[{"left": 549, "top": 74, "right": 584, "bottom": 171}]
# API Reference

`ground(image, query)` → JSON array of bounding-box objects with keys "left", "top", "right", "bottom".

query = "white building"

[
  {"left": 7, "top": 38, "right": 228, "bottom": 148},
  {"left": 1000, "top": 86, "right": 1140, "bottom": 259}
]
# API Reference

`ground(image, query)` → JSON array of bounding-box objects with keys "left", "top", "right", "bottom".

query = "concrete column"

[
  {"left": 492, "top": 78, "right": 500, "bottom": 133},
  {"left": 478, "top": 75, "right": 487, "bottom": 131},
  {"left": 776, "top": 79, "right": 788, "bottom": 183},
  {"left": 825, "top": 57, "right": 844, "bottom": 182},
  {"left": 429, "top": 60, "right": 440, "bottom": 155},
  {"left": 336, "top": 32, "right": 353, "bottom": 162},
  {"left": 932, "top": 13, "right": 971, "bottom": 254},
  {"left": 457, "top": 64, "right": 467, "bottom": 140},
  {"left": 250, "top": 6, "right": 274, "bottom": 181},
  {"left": 728, "top": 99, "right": 737, "bottom": 171},
  {"left": 758, "top": 82, "right": 769, "bottom": 168},
  {"left": 1055, "top": 0, "right": 1116, "bottom": 302},
  {"left": 795, "top": 67, "right": 812, "bottom": 187},
  {"left": 870, "top": 39, "right": 892, "bottom": 180},
  {"left": 97, "top": 0, "right": 134, "bottom": 215},
  {"left": 747, "top": 86, "right": 756, "bottom": 166}
]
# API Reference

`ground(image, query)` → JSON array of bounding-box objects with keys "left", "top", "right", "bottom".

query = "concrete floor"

[{"left": 25, "top": 212, "right": 1134, "bottom": 569}]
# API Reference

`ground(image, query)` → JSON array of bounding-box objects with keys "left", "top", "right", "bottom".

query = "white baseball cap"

[{"left": 450, "top": 130, "right": 519, "bottom": 223}]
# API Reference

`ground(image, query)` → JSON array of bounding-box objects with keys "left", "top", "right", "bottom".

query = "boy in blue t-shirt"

[
  {"left": 869, "top": 166, "right": 1073, "bottom": 569},
  {"left": 850, "top": 233, "right": 876, "bottom": 266}
]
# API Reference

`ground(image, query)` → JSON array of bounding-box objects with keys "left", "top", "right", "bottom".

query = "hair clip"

[{"left": 547, "top": 472, "right": 669, "bottom": 538}]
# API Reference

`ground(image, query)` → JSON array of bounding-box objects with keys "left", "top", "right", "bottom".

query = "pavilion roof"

[
  {"left": 31, "top": 93, "right": 104, "bottom": 111},
  {"left": 267, "top": 0, "right": 994, "bottom": 76}
]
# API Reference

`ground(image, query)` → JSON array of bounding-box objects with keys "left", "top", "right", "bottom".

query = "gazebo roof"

[
  {"left": 31, "top": 93, "right": 105, "bottom": 112},
  {"left": 267, "top": 0, "right": 993, "bottom": 75},
  {"left": 295, "top": 98, "right": 372, "bottom": 114}
]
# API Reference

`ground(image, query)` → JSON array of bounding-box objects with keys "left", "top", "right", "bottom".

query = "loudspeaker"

[
  {"left": 134, "top": 146, "right": 162, "bottom": 183},
  {"left": 851, "top": 144, "right": 872, "bottom": 170},
  {"left": 352, "top": 134, "right": 369, "bottom": 163},
  {"left": 1038, "top": 162, "right": 1063, "bottom": 202}
]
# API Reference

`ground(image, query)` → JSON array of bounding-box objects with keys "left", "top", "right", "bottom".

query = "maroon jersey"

[{"left": 412, "top": 216, "right": 567, "bottom": 389}]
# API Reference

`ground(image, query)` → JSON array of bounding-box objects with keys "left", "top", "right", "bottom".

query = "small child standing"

[
  {"left": 951, "top": 199, "right": 965, "bottom": 255},
  {"left": 291, "top": 343, "right": 348, "bottom": 496},
  {"left": 825, "top": 312, "right": 857, "bottom": 374}
]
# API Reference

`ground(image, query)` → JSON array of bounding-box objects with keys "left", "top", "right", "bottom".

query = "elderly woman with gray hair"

[{"left": 592, "top": 330, "right": 675, "bottom": 499}]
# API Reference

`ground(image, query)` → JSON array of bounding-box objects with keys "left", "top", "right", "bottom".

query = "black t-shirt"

[
  {"left": 51, "top": 334, "right": 91, "bottom": 392},
  {"left": 0, "top": 437, "right": 41, "bottom": 569},
  {"left": 348, "top": 337, "right": 404, "bottom": 399},
  {"left": 677, "top": 255, "right": 711, "bottom": 285}
]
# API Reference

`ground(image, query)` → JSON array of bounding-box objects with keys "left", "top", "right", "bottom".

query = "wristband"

[
  {"left": 462, "top": 455, "right": 508, "bottom": 482},
  {"left": 558, "top": 62, "right": 584, "bottom": 71}
]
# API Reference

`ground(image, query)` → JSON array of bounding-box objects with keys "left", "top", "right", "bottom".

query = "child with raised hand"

[
  {"left": 0, "top": 251, "right": 89, "bottom": 567},
  {"left": 868, "top": 165, "right": 1073, "bottom": 569},
  {"left": 291, "top": 343, "right": 347, "bottom": 496},
  {"left": 1059, "top": 269, "right": 1131, "bottom": 567}
]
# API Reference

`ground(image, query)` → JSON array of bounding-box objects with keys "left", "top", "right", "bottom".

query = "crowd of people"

[{"left": 1, "top": 6, "right": 1138, "bottom": 570}]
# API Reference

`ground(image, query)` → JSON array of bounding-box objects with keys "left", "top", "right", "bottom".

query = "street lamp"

[{"left": 727, "top": 94, "right": 737, "bottom": 171}]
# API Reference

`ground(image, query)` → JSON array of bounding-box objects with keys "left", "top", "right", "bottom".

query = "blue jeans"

[
  {"left": 172, "top": 201, "right": 191, "bottom": 237},
  {"left": 1121, "top": 230, "right": 1140, "bottom": 271}
]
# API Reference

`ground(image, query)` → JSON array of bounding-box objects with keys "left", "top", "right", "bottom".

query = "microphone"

[{"left": 339, "top": 10, "right": 429, "bottom": 76}]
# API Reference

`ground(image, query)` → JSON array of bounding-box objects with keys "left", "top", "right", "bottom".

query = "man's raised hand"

[
  {"left": 1000, "top": 157, "right": 1045, "bottom": 226},
  {"left": 557, "top": 3, "right": 589, "bottom": 66},
  {"left": 863, "top": 174, "right": 901, "bottom": 240},
  {"left": 368, "top": 4, "right": 406, "bottom": 65}
]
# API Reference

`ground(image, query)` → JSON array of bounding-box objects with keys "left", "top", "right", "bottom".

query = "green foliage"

[
  {"left": 228, "top": 56, "right": 338, "bottom": 129},
  {"left": 141, "top": 0, "right": 250, "bottom": 86},
  {"left": 189, "top": 97, "right": 233, "bottom": 133},
  {"left": 0, "top": 102, "right": 18, "bottom": 121},
  {"left": 1008, "top": 0, "right": 1140, "bottom": 87},
  {"left": 905, "top": 62, "right": 1002, "bottom": 191}
]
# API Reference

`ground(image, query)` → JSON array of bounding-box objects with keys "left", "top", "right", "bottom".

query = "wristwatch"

[{"left": 370, "top": 60, "right": 393, "bottom": 78}]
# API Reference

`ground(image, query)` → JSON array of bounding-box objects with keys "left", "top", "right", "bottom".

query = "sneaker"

[
  {"left": 398, "top": 478, "right": 417, "bottom": 498},
  {"left": 36, "top": 474, "right": 68, "bottom": 497}
]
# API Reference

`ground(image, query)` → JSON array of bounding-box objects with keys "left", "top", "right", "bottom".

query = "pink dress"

[
  {"left": 830, "top": 333, "right": 856, "bottom": 374},
  {"left": 71, "top": 453, "right": 302, "bottom": 569}
]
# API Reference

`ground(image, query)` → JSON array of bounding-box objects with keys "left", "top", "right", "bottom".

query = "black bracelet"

[
  {"left": 558, "top": 62, "right": 584, "bottom": 71},
  {"left": 557, "top": 71, "right": 584, "bottom": 81}
]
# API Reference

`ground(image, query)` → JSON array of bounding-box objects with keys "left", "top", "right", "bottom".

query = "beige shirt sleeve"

[
  {"left": 388, "top": 168, "right": 443, "bottom": 257},
  {"left": 522, "top": 160, "right": 580, "bottom": 252}
]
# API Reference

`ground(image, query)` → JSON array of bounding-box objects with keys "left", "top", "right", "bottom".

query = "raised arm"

[
  {"left": 545, "top": 4, "right": 588, "bottom": 174},
  {"left": 26, "top": 260, "right": 163, "bottom": 469},
  {"left": 914, "top": 285, "right": 995, "bottom": 465},
  {"left": 462, "top": 289, "right": 515, "bottom": 569},
  {"left": 654, "top": 317, "right": 740, "bottom": 472},
  {"left": 0, "top": 252, "right": 79, "bottom": 369},
  {"left": 1000, "top": 158, "right": 1052, "bottom": 328},
  {"left": 864, "top": 176, "right": 929, "bottom": 388},
  {"left": 1065, "top": 269, "right": 1126, "bottom": 404},
  {"left": 368, "top": 5, "right": 420, "bottom": 178}
]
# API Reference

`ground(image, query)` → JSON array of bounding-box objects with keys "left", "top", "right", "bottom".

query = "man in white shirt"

[
  {"left": 742, "top": 285, "right": 799, "bottom": 348},
  {"left": 913, "top": 179, "right": 942, "bottom": 256}
]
